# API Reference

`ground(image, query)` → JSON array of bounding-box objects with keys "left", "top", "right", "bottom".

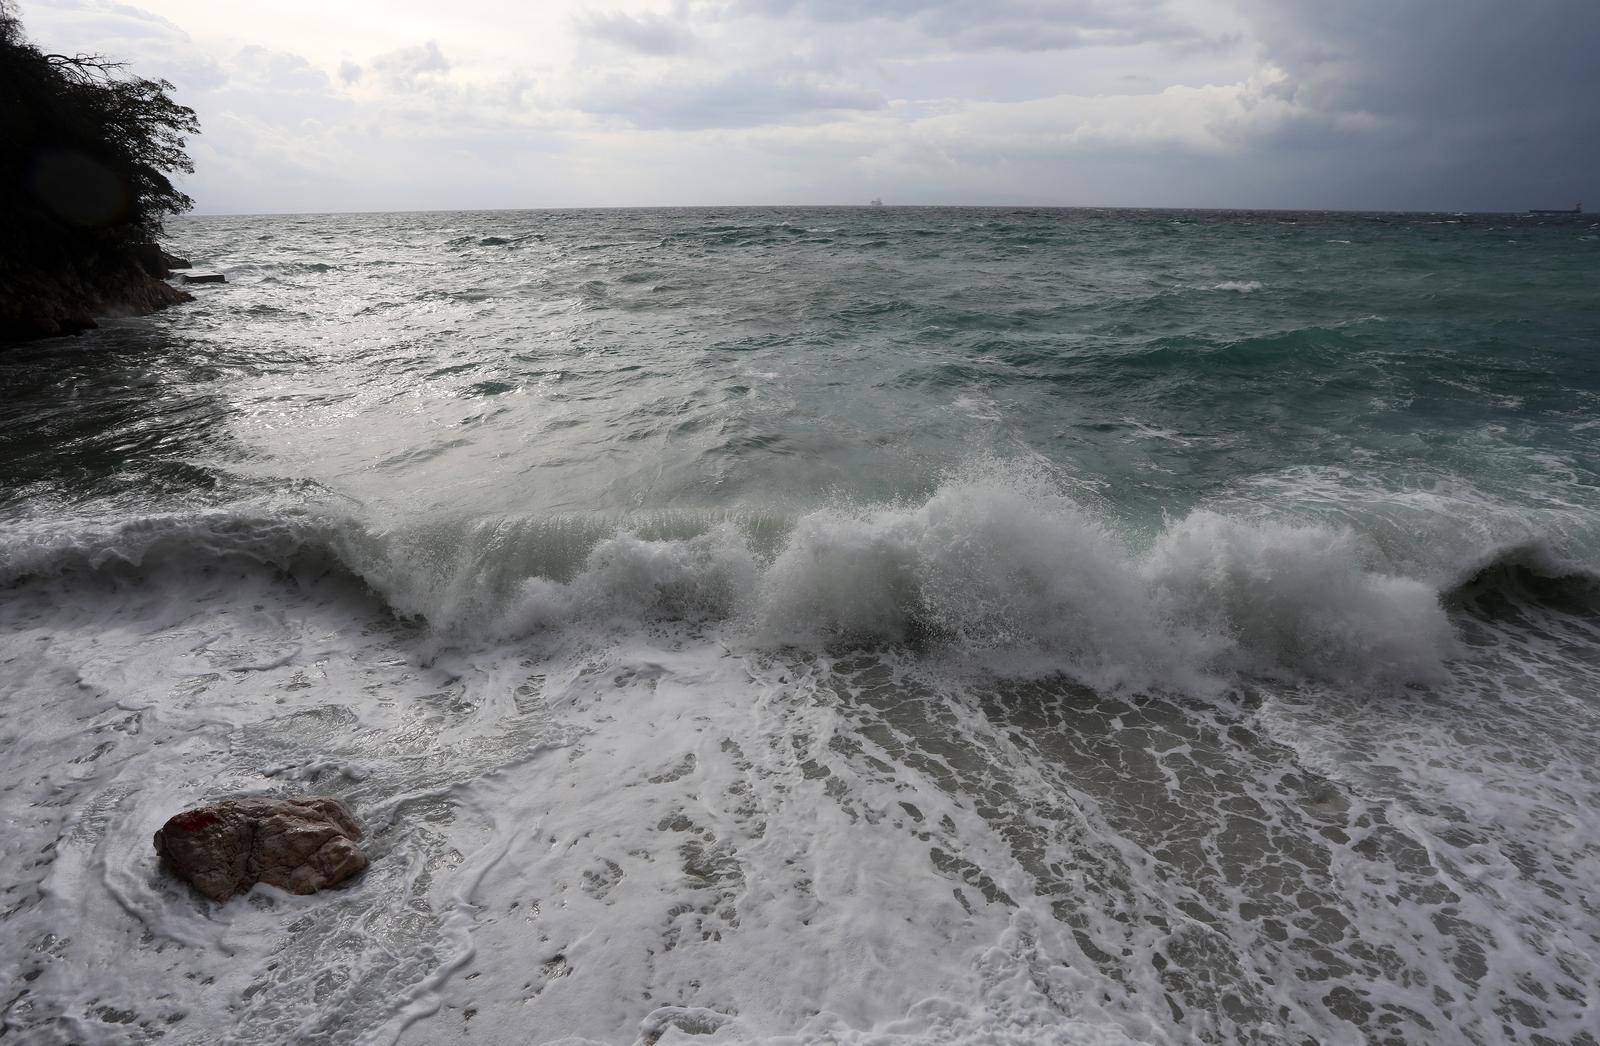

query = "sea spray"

[
  {"left": 1144, "top": 510, "right": 1457, "bottom": 686},
  {"left": 1, "top": 467, "right": 1466, "bottom": 691}
]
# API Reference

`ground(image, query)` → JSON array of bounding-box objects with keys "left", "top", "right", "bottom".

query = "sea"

[{"left": 1, "top": 207, "right": 1598, "bottom": 1045}]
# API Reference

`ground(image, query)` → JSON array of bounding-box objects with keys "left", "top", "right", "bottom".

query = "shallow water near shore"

[{"left": 2, "top": 206, "right": 1599, "bottom": 1045}]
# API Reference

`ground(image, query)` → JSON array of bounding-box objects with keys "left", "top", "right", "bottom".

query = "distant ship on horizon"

[
  {"left": 868, "top": 197, "right": 884, "bottom": 207},
  {"left": 1528, "top": 201, "right": 1582, "bottom": 215}
]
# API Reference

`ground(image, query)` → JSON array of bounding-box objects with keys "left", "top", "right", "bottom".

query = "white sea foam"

[
  {"left": 4, "top": 471, "right": 1597, "bottom": 1044},
  {"left": 506, "top": 522, "right": 759, "bottom": 632},
  {"left": 1144, "top": 510, "right": 1456, "bottom": 685},
  {"left": 751, "top": 475, "right": 1216, "bottom": 692},
  {"left": 473, "top": 467, "right": 1460, "bottom": 691},
  {"left": 1209, "top": 280, "right": 1263, "bottom": 292},
  {"left": 0, "top": 466, "right": 1478, "bottom": 693}
]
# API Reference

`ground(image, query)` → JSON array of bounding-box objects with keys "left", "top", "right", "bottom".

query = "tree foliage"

[{"left": 1, "top": 0, "right": 200, "bottom": 338}]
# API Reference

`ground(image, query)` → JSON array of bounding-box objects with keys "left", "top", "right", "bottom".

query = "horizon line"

[{"left": 175, "top": 202, "right": 1589, "bottom": 220}]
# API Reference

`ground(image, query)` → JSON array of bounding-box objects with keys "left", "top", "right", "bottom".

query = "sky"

[{"left": 16, "top": 0, "right": 1600, "bottom": 214}]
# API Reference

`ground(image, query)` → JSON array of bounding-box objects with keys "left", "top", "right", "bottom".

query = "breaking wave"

[
  {"left": 1444, "top": 540, "right": 1600, "bottom": 614},
  {"left": 0, "top": 508, "right": 346, "bottom": 585},
  {"left": 19, "top": 467, "right": 1578, "bottom": 694}
]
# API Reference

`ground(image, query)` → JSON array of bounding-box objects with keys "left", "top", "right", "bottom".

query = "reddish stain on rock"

[{"left": 170, "top": 809, "right": 220, "bottom": 833}]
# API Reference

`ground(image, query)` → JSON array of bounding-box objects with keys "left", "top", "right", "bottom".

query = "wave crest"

[
  {"left": 7, "top": 473, "right": 1532, "bottom": 693},
  {"left": 1444, "top": 541, "right": 1600, "bottom": 614},
  {"left": 1145, "top": 512, "right": 1454, "bottom": 686},
  {"left": 755, "top": 479, "right": 1213, "bottom": 692},
  {"left": 0, "top": 509, "right": 345, "bottom": 586}
]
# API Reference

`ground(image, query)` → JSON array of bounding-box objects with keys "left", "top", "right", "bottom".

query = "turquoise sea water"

[{"left": 2, "top": 208, "right": 1598, "bottom": 1044}]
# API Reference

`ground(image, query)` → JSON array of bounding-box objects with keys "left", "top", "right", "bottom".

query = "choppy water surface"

[{"left": 2, "top": 207, "right": 1599, "bottom": 1045}]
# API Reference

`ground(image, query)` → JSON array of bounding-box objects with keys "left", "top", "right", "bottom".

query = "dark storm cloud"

[
  {"left": 1241, "top": 0, "right": 1600, "bottom": 120},
  {"left": 1230, "top": 0, "right": 1600, "bottom": 208},
  {"left": 730, "top": 0, "right": 1202, "bottom": 51}
]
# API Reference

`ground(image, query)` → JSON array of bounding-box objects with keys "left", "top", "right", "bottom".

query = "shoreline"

[{"left": 0, "top": 245, "right": 193, "bottom": 344}]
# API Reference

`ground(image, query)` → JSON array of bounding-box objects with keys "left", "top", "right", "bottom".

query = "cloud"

[
  {"left": 19, "top": 0, "right": 224, "bottom": 88},
  {"left": 576, "top": 66, "right": 884, "bottom": 130},
  {"left": 1223, "top": 0, "right": 1600, "bottom": 206},
  {"left": 576, "top": 10, "right": 697, "bottom": 56},
  {"left": 726, "top": 0, "right": 1207, "bottom": 52},
  {"left": 369, "top": 39, "right": 450, "bottom": 91},
  {"left": 231, "top": 45, "right": 336, "bottom": 95},
  {"left": 1238, "top": 0, "right": 1600, "bottom": 119},
  {"left": 14, "top": 0, "right": 1598, "bottom": 211}
]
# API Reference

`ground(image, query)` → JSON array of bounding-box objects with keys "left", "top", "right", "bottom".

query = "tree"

[{"left": 0, "top": 0, "right": 201, "bottom": 342}]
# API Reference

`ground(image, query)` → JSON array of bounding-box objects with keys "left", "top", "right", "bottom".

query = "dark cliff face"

[
  {"left": 0, "top": 2, "right": 199, "bottom": 345},
  {"left": 0, "top": 258, "right": 191, "bottom": 343}
]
